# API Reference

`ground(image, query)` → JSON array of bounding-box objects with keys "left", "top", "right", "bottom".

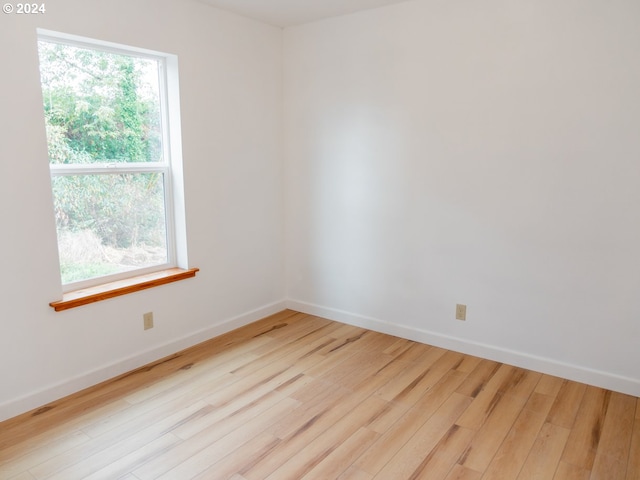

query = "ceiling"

[{"left": 195, "top": 0, "right": 411, "bottom": 28}]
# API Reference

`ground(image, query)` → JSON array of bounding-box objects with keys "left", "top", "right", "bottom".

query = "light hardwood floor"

[{"left": 1, "top": 310, "right": 638, "bottom": 480}]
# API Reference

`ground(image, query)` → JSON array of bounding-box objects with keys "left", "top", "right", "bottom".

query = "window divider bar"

[{"left": 50, "top": 163, "right": 168, "bottom": 175}]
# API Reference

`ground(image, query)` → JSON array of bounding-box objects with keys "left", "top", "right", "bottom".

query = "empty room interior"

[{"left": 0, "top": 0, "right": 639, "bottom": 478}]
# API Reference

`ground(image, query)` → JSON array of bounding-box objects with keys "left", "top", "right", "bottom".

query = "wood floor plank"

[
  {"left": 454, "top": 355, "right": 483, "bottom": 374},
  {"left": 525, "top": 391, "right": 558, "bottom": 416},
  {"left": 263, "top": 396, "right": 388, "bottom": 480},
  {"left": 371, "top": 393, "right": 473, "bottom": 479},
  {"left": 0, "top": 310, "right": 637, "bottom": 480},
  {"left": 0, "top": 430, "right": 91, "bottom": 479},
  {"left": 132, "top": 397, "right": 298, "bottom": 480},
  {"left": 122, "top": 352, "right": 260, "bottom": 406},
  {"left": 545, "top": 380, "right": 587, "bottom": 429},
  {"left": 144, "top": 397, "right": 296, "bottom": 480},
  {"left": 455, "top": 359, "right": 502, "bottom": 398},
  {"left": 444, "top": 465, "right": 483, "bottom": 480},
  {"left": 383, "top": 340, "right": 433, "bottom": 363},
  {"left": 297, "top": 426, "right": 379, "bottom": 479},
  {"left": 0, "top": 399, "right": 130, "bottom": 467},
  {"left": 374, "top": 347, "right": 448, "bottom": 404},
  {"left": 535, "top": 374, "right": 565, "bottom": 397},
  {"left": 626, "top": 417, "right": 640, "bottom": 480},
  {"left": 365, "top": 400, "right": 411, "bottom": 434},
  {"left": 8, "top": 473, "right": 36, "bottom": 480},
  {"left": 242, "top": 384, "right": 388, "bottom": 479},
  {"left": 355, "top": 370, "right": 470, "bottom": 476},
  {"left": 173, "top": 385, "right": 295, "bottom": 442},
  {"left": 558, "top": 386, "right": 611, "bottom": 471},
  {"left": 457, "top": 392, "right": 530, "bottom": 473},
  {"left": 455, "top": 388, "right": 504, "bottom": 431},
  {"left": 82, "top": 433, "right": 182, "bottom": 480},
  {"left": 237, "top": 315, "right": 338, "bottom": 365},
  {"left": 28, "top": 401, "right": 209, "bottom": 480},
  {"left": 408, "top": 425, "right": 475, "bottom": 480},
  {"left": 190, "top": 432, "right": 281, "bottom": 480},
  {"left": 517, "top": 422, "right": 570, "bottom": 479},
  {"left": 80, "top": 373, "right": 238, "bottom": 439},
  {"left": 337, "top": 465, "right": 374, "bottom": 480},
  {"left": 552, "top": 461, "right": 590, "bottom": 480},
  {"left": 246, "top": 330, "right": 339, "bottom": 375},
  {"left": 268, "top": 379, "right": 352, "bottom": 439},
  {"left": 317, "top": 351, "right": 397, "bottom": 390},
  {"left": 390, "top": 351, "right": 465, "bottom": 406},
  {"left": 480, "top": 392, "right": 555, "bottom": 479},
  {"left": 349, "top": 329, "right": 405, "bottom": 354},
  {"left": 121, "top": 336, "right": 268, "bottom": 405},
  {"left": 175, "top": 364, "right": 304, "bottom": 439},
  {"left": 301, "top": 337, "right": 363, "bottom": 379},
  {"left": 482, "top": 364, "right": 541, "bottom": 399},
  {"left": 590, "top": 392, "right": 636, "bottom": 480}
]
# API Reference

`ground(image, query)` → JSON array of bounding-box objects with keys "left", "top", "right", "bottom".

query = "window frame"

[{"left": 38, "top": 29, "right": 189, "bottom": 295}]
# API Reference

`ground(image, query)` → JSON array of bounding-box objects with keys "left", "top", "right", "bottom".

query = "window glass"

[
  {"left": 38, "top": 34, "right": 179, "bottom": 288},
  {"left": 38, "top": 41, "right": 163, "bottom": 164},
  {"left": 51, "top": 173, "right": 168, "bottom": 284}
]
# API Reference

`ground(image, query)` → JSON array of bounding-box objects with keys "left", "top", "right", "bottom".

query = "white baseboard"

[
  {"left": 287, "top": 299, "right": 640, "bottom": 398},
  {"left": 0, "top": 300, "right": 287, "bottom": 422}
]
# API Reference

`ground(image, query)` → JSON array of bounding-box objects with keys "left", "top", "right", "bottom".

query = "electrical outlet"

[
  {"left": 456, "top": 304, "right": 467, "bottom": 321},
  {"left": 143, "top": 312, "right": 154, "bottom": 330}
]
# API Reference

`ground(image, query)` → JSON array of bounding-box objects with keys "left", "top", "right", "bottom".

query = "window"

[{"left": 37, "top": 30, "right": 189, "bottom": 296}]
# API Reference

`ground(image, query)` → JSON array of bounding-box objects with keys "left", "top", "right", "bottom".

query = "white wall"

[
  {"left": 284, "top": 0, "right": 640, "bottom": 395},
  {"left": 0, "top": 0, "right": 284, "bottom": 421}
]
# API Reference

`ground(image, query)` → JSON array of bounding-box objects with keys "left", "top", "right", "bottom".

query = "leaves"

[{"left": 38, "top": 41, "right": 162, "bottom": 164}]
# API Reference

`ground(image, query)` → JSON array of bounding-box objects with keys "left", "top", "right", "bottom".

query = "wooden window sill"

[{"left": 49, "top": 267, "right": 200, "bottom": 312}]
